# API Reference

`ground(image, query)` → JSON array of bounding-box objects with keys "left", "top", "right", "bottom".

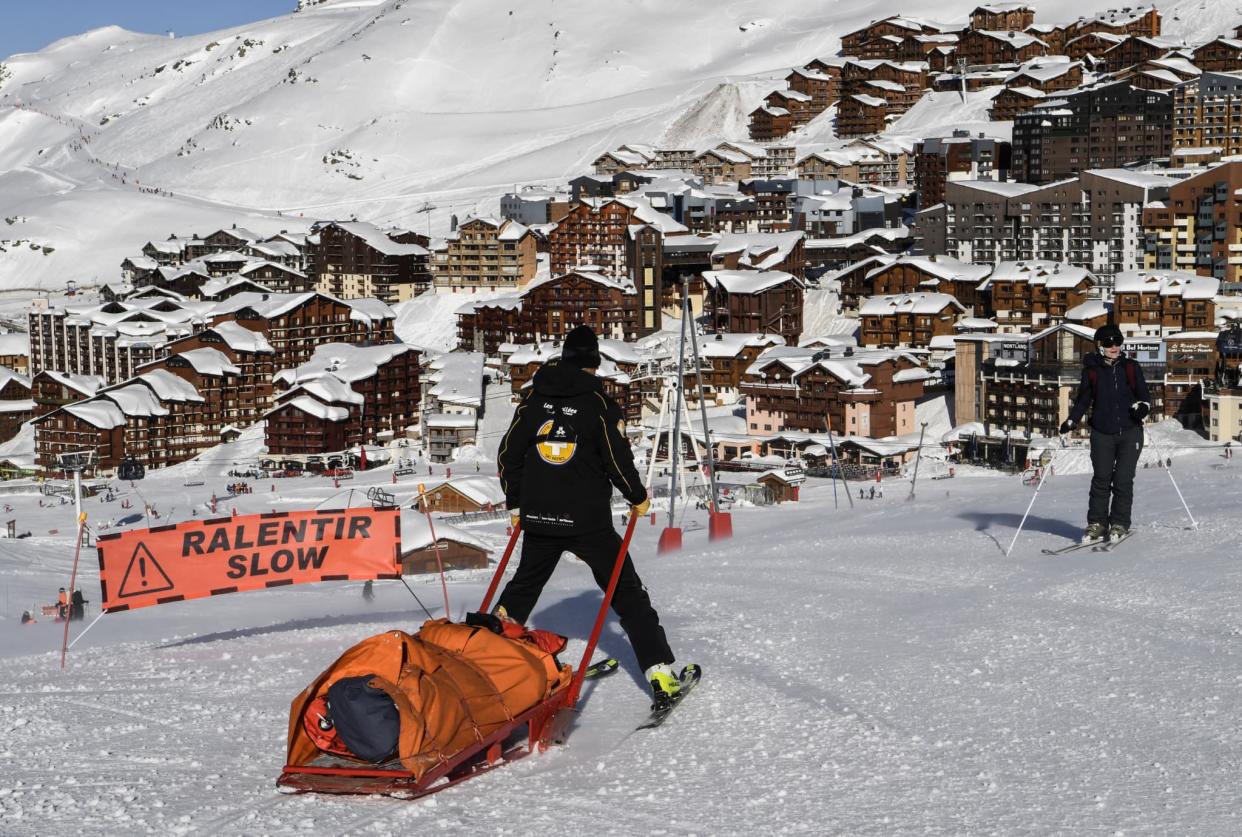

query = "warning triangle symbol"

[{"left": 118, "top": 542, "right": 174, "bottom": 599}]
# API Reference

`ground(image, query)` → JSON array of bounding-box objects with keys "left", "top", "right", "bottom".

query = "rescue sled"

[{"left": 276, "top": 514, "right": 637, "bottom": 798}]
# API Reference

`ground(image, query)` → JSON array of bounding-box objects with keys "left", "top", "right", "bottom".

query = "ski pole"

[
  {"left": 67, "top": 610, "right": 107, "bottom": 650},
  {"left": 1005, "top": 450, "right": 1054, "bottom": 557},
  {"left": 1148, "top": 431, "right": 1197, "bottom": 529}
]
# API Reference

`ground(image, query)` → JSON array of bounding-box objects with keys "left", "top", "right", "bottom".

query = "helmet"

[{"left": 1093, "top": 324, "right": 1123, "bottom": 346}]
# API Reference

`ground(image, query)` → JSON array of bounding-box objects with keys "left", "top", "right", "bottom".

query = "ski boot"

[
  {"left": 1108, "top": 524, "right": 1129, "bottom": 541},
  {"left": 1082, "top": 522, "right": 1107, "bottom": 544},
  {"left": 645, "top": 663, "right": 682, "bottom": 705}
]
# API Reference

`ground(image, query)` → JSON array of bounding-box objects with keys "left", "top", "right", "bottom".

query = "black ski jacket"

[
  {"left": 1068, "top": 351, "right": 1152, "bottom": 435},
  {"left": 498, "top": 361, "right": 646, "bottom": 537}
]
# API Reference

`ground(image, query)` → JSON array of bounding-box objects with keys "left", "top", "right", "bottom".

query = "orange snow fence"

[
  {"left": 286, "top": 620, "right": 572, "bottom": 780},
  {"left": 95, "top": 509, "right": 401, "bottom": 612}
]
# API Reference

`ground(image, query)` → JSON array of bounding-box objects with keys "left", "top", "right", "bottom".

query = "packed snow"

[{"left": 1, "top": 427, "right": 1239, "bottom": 834}]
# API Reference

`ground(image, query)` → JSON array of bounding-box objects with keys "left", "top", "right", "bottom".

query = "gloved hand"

[
  {"left": 1058, "top": 419, "right": 1075, "bottom": 434},
  {"left": 631, "top": 497, "right": 651, "bottom": 517},
  {"left": 1129, "top": 401, "right": 1150, "bottom": 422},
  {"left": 509, "top": 508, "right": 520, "bottom": 528}
]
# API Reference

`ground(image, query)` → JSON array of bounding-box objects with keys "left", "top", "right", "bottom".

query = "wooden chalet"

[
  {"left": 702, "top": 270, "right": 804, "bottom": 344},
  {"left": 956, "top": 29, "right": 1047, "bottom": 67},
  {"left": 741, "top": 348, "right": 928, "bottom": 437},
  {"left": 859, "top": 293, "right": 967, "bottom": 348},
  {"left": 970, "top": 4, "right": 1035, "bottom": 32},
  {"left": 308, "top": 221, "right": 431, "bottom": 303}
]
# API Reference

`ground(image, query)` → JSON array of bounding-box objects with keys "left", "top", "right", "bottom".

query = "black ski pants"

[
  {"left": 496, "top": 528, "right": 674, "bottom": 672},
  {"left": 1088, "top": 425, "right": 1144, "bottom": 529}
]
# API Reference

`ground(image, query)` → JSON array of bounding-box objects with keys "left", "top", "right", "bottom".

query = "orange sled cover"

[{"left": 286, "top": 619, "right": 572, "bottom": 780}]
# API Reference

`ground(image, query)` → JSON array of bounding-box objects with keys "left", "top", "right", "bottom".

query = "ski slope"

[{"left": 1, "top": 433, "right": 1239, "bottom": 834}]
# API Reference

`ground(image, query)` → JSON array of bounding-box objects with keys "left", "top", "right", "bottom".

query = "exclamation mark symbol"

[{"left": 139, "top": 554, "right": 148, "bottom": 587}]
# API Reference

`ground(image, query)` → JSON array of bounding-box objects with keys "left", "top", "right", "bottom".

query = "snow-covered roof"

[
  {"left": 950, "top": 179, "right": 1042, "bottom": 197},
  {"left": 38, "top": 370, "right": 104, "bottom": 397},
  {"left": 0, "top": 367, "right": 31, "bottom": 392},
  {"left": 238, "top": 260, "right": 307, "bottom": 279},
  {"left": 434, "top": 476, "right": 505, "bottom": 506},
  {"left": 399, "top": 511, "right": 492, "bottom": 553},
  {"left": 176, "top": 348, "right": 242, "bottom": 377},
  {"left": 850, "top": 94, "right": 888, "bottom": 108},
  {"left": 63, "top": 400, "right": 127, "bottom": 429},
  {"left": 1066, "top": 299, "right": 1110, "bottom": 321},
  {"left": 276, "top": 344, "right": 416, "bottom": 400},
  {"left": 1113, "top": 270, "right": 1219, "bottom": 299},
  {"left": 866, "top": 255, "right": 991, "bottom": 285},
  {"left": 199, "top": 275, "right": 273, "bottom": 298},
  {"left": 427, "top": 351, "right": 485, "bottom": 407},
  {"left": 978, "top": 261, "right": 1093, "bottom": 290},
  {"left": 425, "top": 413, "right": 478, "bottom": 428},
  {"left": 972, "top": 29, "right": 1046, "bottom": 48},
  {"left": 325, "top": 221, "right": 429, "bottom": 257},
  {"left": 699, "top": 333, "right": 785, "bottom": 358},
  {"left": 1088, "top": 169, "right": 1178, "bottom": 190},
  {"left": 209, "top": 321, "right": 275, "bottom": 353},
  {"left": 270, "top": 396, "right": 349, "bottom": 422},
  {"left": 712, "top": 231, "right": 805, "bottom": 271},
  {"left": 597, "top": 338, "right": 642, "bottom": 365},
  {"left": 859, "top": 293, "right": 966, "bottom": 316},
  {"left": 702, "top": 270, "right": 802, "bottom": 294},
  {"left": 134, "top": 369, "right": 204, "bottom": 403},
  {"left": 0, "top": 332, "right": 30, "bottom": 356},
  {"left": 104, "top": 383, "right": 169, "bottom": 418}
]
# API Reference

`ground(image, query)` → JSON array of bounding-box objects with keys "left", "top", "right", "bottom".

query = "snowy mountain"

[{"left": 1, "top": 0, "right": 1240, "bottom": 292}]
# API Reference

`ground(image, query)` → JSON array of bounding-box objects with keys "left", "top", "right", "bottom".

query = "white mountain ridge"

[{"left": 0, "top": 0, "right": 1237, "bottom": 291}]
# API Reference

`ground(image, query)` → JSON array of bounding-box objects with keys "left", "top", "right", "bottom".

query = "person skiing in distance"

[
  {"left": 497, "top": 325, "right": 682, "bottom": 703},
  {"left": 1059, "top": 323, "right": 1152, "bottom": 543}
]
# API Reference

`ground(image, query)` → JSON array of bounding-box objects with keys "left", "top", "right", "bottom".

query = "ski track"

[{"left": 1, "top": 442, "right": 1241, "bottom": 833}]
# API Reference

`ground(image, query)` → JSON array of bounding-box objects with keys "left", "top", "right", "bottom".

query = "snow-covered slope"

[
  {"left": 3, "top": 0, "right": 1239, "bottom": 291},
  {"left": 0, "top": 433, "right": 1239, "bottom": 832}
]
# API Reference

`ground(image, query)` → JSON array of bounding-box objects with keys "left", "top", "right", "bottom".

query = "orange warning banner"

[{"left": 95, "top": 508, "right": 401, "bottom": 612}]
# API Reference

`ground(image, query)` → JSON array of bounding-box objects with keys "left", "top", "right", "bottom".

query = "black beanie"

[
  {"left": 562, "top": 325, "right": 601, "bottom": 368},
  {"left": 1094, "top": 323, "right": 1123, "bottom": 345}
]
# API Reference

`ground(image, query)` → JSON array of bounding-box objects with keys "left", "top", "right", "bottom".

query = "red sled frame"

[{"left": 277, "top": 513, "right": 639, "bottom": 798}]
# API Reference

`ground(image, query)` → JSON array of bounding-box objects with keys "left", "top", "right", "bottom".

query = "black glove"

[
  {"left": 1058, "top": 419, "right": 1075, "bottom": 434},
  {"left": 1130, "top": 401, "right": 1150, "bottom": 422}
]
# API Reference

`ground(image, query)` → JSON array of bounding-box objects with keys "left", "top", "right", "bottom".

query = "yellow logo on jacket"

[{"left": 536, "top": 420, "right": 577, "bottom": 465}]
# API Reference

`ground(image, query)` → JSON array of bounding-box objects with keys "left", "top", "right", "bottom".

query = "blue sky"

[{"left": 1, "top": 1, "right": 296, "bottom": 61}]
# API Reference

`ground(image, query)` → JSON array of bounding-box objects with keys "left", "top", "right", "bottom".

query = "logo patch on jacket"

[{"left": 536, "top": 419, "right": 577, "bottom": 465}]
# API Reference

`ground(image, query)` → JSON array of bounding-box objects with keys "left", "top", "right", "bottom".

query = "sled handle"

[
  {"left": 478, "top": 523, "right": 521, "bottom": 614},
  {"left": 568, "top": 511, "right": 639, "bottom": 707}
]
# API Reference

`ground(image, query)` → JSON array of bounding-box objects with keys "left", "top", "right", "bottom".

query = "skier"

[
  {"left": 497, "top": 325, "right": 682, "bottom": 703},
  {"left": 1059, "top": 323, "right": 1152, "bottom": 543},
  {"left": 56, "top": 587, "right": 68, "bottom": 621}
]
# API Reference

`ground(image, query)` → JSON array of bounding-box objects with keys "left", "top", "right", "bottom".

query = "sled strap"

[
  {"left": 479, "top": 524, "right": 521, "bottom": 614},
  {"left": 567, "top": 512, "right": 638, "bottom": 707}
]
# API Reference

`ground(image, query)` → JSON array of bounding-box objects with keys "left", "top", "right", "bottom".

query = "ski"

[
  {"left": 1092, "top": 532, "right": 1133, "bottom": 553},
  {"left": 1041, "top": 540, "right": 1104, "bottom": 555},
  {"left": 636, "top": 664, "right": 701, "bottom": 730},
  {"left": 583, "top": 657, "right": 619, "bottom": 679}
]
